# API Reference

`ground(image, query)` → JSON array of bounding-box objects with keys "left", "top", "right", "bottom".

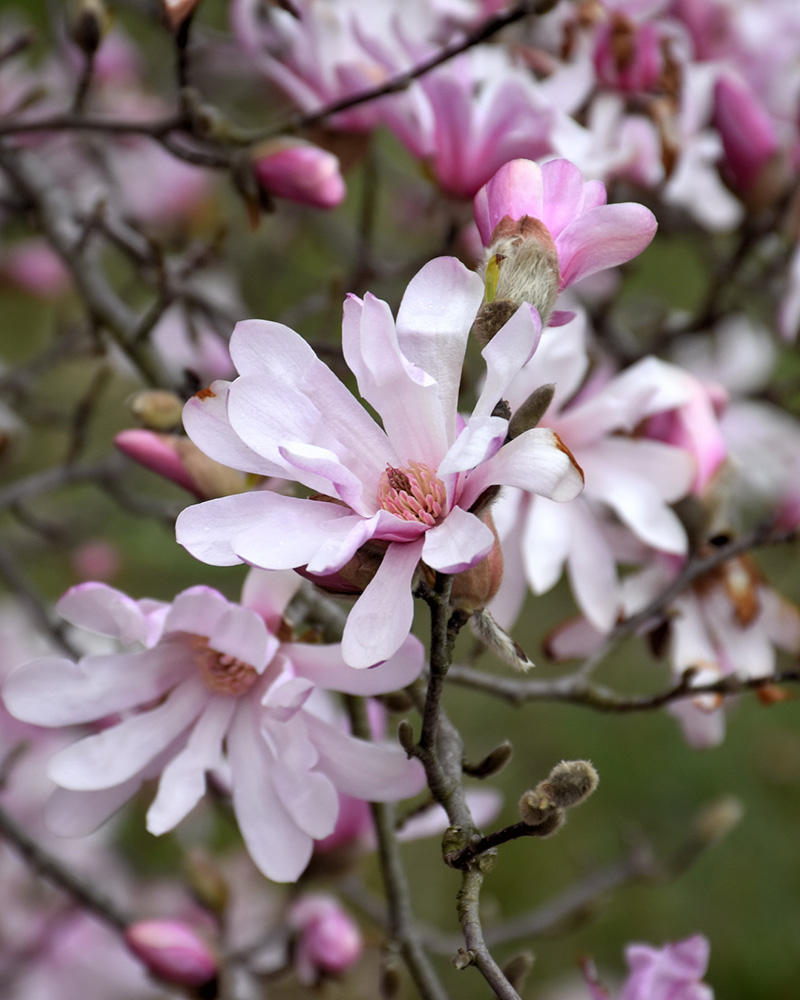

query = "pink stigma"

[{"left": 377, "top": 461, "right": 446, "bottom": 527}]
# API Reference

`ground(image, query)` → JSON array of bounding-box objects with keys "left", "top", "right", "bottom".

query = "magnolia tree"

[{"left": 1, "top": 0, "right": 799, "bottom": 997}]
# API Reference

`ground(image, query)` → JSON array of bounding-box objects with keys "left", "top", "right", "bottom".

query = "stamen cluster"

[{"left": 377, "top": 462, "right": 447, "bottom": 526}]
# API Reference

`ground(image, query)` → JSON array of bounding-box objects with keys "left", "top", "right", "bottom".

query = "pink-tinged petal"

[
  {"left": 342, "top": 538, "right": 424, "bottom": 668},
  {"left": 3, "top": 644, "right": 193, "bottom": 726},
  {"left": 289, "top": 634, "right": 424, "bottom": 694},
  {"left": 556, "top": 203, "right": 657, "bottom": 289},
  {"left": 343, "top": 292, "right": 448, "bottom": 467},
  {"left": 304, "top": 713, "right": 426, "bottom": 801},
  {"left": 305, "top": 513, "right": 381, "bottom": 575},
  {"left": 539, "top": 158, "right": 592, "bottom": 238},
  {"left": 176, "top": 492, "right": 351, "bottom": 567},
  {"left": 581, "top": 440, "right": 692, "bottom": 552},
  {"left": 183, "top": 381, "right": 285, "bottom": 478},
  {"left": 47, "top": 678, "right": 209, "bottom": 790},
  {"left": 229, "top": 319, "right": 389, "bottom": 486},
  {"left": 521, "top": 495, "right": 571, "bottom": 594},
  {"left": 438, "top": 416, "right": 507, "bottom": 475},
  {"left": 164, "top": 587, "right": 230, "bottom": 637},
  {"left": 458, "top": 428, "right": 584, "bottom": 510},
  {"left": 395, "top": 788, "right": 503, "bottom": 844},
  {"left": 422, "top": 507, "right": 494, "bottom": 574},
  {"left": 56, "top": 583, "right": 148, "bottom": 645},
  {"left": 262, "top": 673, "right": 315, "bottom": 719},
  {"left": 564, "top": 502, "right": 622, "bottom": 632},
  {"left": 146, "top": 696, "right": 237, "bottom": 835},
  {"left": 545, "top": 615, "right": 605, "bottom": 661},
  {"left": 268, "top": 717, "right": 339, "bottom": 839},
  {"left": 278, "top": 440, "right": 367, "bottom": 509},
  {"left": 46, "top": 779, "right": 150, "bottom": 837},
  {"left": 394, "top": 257, "right": 484, "bottom": 426},
  {"left": 473, "top": 303, "right": 542, "bottom": 420},
  {"left": 209, "top": 606, "right": 276, "bottom": 671},
  {"left": 667, "top": 696, "right": 726, "bottom": 749},
  {"left": 228, "top": 706, "right": 313, "bottom": 882},
  {"left": 474, "top": 160, "right": 544, "bottom": 245},
  {"left": 759, "top": 586, "right": 800, "bottom": 652},
  {"left": 241, "top": 568, "right": 303, "bottom": 630},
  {"left": 671, "top": 594, "right": 717, "bottom": 671}
]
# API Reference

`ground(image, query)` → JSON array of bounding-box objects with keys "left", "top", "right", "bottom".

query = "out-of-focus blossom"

[
  {"left": 252, "top": 138, "right": 346, "bottom": 208},
  {"left": 2, "top": 570, "right": 425, "bottom": 881},
  {"left": 713, "top": 74, "right": 781, "bottom": 202},
  {"left": 177, "top": 257, "right": 584, "bottom": 668},
  {"left": 124, "top": 920, "right": 218, "bottom": 987},
  {"left": 493, "top": 311, "right": 695, "bottom": 632},
  {"left": 1, "top": 239, "right": 71, "bottom": 298},
  {"left": 71, "top": 539, "right": 122, "bottom": 582},
  {"left": 288, "top": 894, "right": 363, "bottom": 983},
  {"left": 583, "top": 934, "right": 714, "bottom": 1000}
]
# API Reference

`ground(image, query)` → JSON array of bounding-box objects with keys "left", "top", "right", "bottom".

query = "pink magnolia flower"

[
  {"left": 474, "top": 159, "right": 657, "bottom": 319},
  {"left": 2, "top": 570, "right": 425, "bottom": 881},
  {"left": 176, "top": 257, "right": 584, "bottom": 668},
  {"left": 713, "top": 73, "right": 781, "bottom": 200},
  {"left": 584, "top": 934, "right": 714, "bottom": 1000},
  {"left": 288, "top": 894, "right": 363, "bottom": 984},
  {"left": 492, "top": 311, "right": 696, "bottom": 632}
]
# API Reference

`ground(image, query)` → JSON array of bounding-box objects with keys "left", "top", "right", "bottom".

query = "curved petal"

[
  {"left": 422, "top": 507, "right": 494, "bottom": 573},
  {"left": 164, "top": 587, "right": 230, "bottom": 636},
  {"left": 56, "top": 583, "right": 148, "bottom": 645},
  {"left": 342, "top": 538, "right": 424, "bottom": 668},
  {"left": 176, "top": 492, "right": 352, "bottom": 568},
  {"left": 46, "top": 779, "right": 148, "bottom": 837},
  {"left": 183, "top": 381, "right": 285, "bottom": 477},
  {"left": 146, "top": 696, "right": 237, "bottom": 835},
  {"left": 240, "top": 568, "right": 303, "bottom": 630},
  {"left": 268, "top": 715, "right": 339, "bottom": 840},
  {"left": 564, "top": 501, "right": 622, "bottom": 632},
  {"left": 458, "top": 428, "right": 584, "bottom": 510},
  {"left": 540, "top": 158, "right": 593, "bottom": 238},
  {"left": 47, "top": 678, "right": 209, "bottom": 790},
  {"left": 288, "top": 634, "right": 424, "bottom": 694},
  {"left": 209, "top": 605, "right": 276, "bottom": 671},
  {"left": 303, "top": 713, "right": 426, "bottom": 801},
  {"left": 3, "top": 644, "right": 193, "bottom": 726},
  {"left": 556, "top": 203, "right": 657, "bottom": 289},
  {"left": 228, "top": 703, "right": 314, "bottom": 882},
  {"left": 473, "top": 303, "right": 542, "bottom": 420},
  {"left": 474, "top": 159, "right": 544, "bottom": 245},
  {"left": 521, "top": 495, "right": 571, "bottom": 594},
  {"left": 438, "top": 415, "right": 507, "bottom": 476}
]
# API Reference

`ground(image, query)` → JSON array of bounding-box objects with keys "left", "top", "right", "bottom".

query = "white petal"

[
  {"left": 473, "top": 303, "right": 542, "bottom": 419},
  {"left": 422, "top": 507, "right": 495, "bottom": 574},
  {"left": 56, "top": 583, "right": 148, "bottom": 645},
  {"left": 288, "top": 634, "right": 424, "bottom": 695}
]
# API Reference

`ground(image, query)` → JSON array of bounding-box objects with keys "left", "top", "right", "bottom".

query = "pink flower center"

[
  {"left": 376, "top": 462, "right": 446, "bottom": 527},
  {"left": 192, "top": 637, "right": 258, "bottom": 695}
]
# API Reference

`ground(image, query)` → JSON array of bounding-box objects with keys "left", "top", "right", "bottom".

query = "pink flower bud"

[
  {"left": 2, "top": 241, "right": 70, "bottom": 298},
  {"left": 593, "top": 15, "right": 663, "bottom": 93},
  {"left": 115, "top": 429, "right": 245, "bottom": 499},
  {"left": 124, "top": 920, "right": 218, "bottom": 987},
  {"left": 714, "top": 75, "right": 780, "bottom": 200},
  {"left": 252, "top": 139, "right": 346, "bottom": 209},
  {"left": 289, "top": 895, "right": 363, "bottom": 983}
]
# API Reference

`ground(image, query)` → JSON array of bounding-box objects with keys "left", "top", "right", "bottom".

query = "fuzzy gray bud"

[
  {"left": 464, "top": 741, "right": 513, "bottom": 779},
  {"left": 508, "top": 383, "right": 555, "bottom": 440}
]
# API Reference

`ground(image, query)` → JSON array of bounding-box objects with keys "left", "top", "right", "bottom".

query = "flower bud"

[
  {"left": 163, "top": 0, "right": 201, "bottom": 31},
  {"left": 251, "top": 139, "right": 346, "bottom": 210},
  {"left": 481, "top": 215, "right": 560, "bottom": 326},
  {"left": 593, "top": 14, "right": 663, "bottom": 93},
  {"left": 69, "top": 0, "right": 109, "bottom": 56},
  {"left": 124, "top": 920, "right": 218, "bottom": 987},
  {"left": 508, "top": 383, "right": 555, "bottom": 439},
  {"left": 449, "top": 511, "right": 504, "bottom": 614},
  {"left": 289, "top": 895, "right": 363, "bottom": 983},
  {"left": 115, "top": 429, "right": 246, "bottom": 499},
  {"left": 713, "top": 75, "right": 783, "bottom": 207},
  {"left": 464, "top": 740, "right": 513, "bottom": 778},
  {"left": 128, "top": 389, "right": 185, "bottom": 431}
]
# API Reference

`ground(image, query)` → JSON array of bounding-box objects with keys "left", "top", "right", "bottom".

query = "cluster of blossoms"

[{"left": 3, "top": 0, "right": 800, "bottom": 995}]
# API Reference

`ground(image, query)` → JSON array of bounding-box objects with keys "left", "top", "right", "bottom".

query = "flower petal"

[
  {"left": 472, "top": 303, "right": 542, "bottom": 420},
  {"left": 342, "top": 538, "right": 424, "bottom": 668},
  {"left": 56, "top": 583, "right": 148, "bottom": 645},
  {"left": 422, "top": 507, "right": 495, "bottom": 574},
  {"left": 556, "top": 203, "right": 657, "bottom": 289},
  {"left": 288, "top": 634, "right": 424, "bottom": 694}
]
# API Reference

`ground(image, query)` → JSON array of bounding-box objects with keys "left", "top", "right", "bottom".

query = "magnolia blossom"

[
  {"left": 2, "top": 570, "right": 425, "bottom": 881},
  {"left": 474, "top": 158, "right": 658, "bottom": 297},
  {"left": 176, "top": 257, "right": 584, "bottom": 668},
  {"left": 584, "top": 934, "right": 714, "bottom": 1000},
  {"left": 492, "top": 312, "right": 697, "bottom": 632}
]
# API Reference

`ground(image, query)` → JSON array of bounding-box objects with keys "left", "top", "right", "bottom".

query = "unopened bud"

[
  {"left": 692, "top": 795, "right": 744, "bottom": 848},
  {"left": 289, "top": 895, "right": 363, "bottom": 982},
  {"left": 464, "top": 741, "right": 513, "bottom": 779},
  {"left": 543, "top": 760, "right": 599, "bottom": 809},
  {"left": 128, "top": 389, "right": 184, "bottom": 430},
  {"left": 508, "top": 383, "right": 555, "bottom": 439},
  {"left": 449, "top": 511, "right": 504, "bottom": 614},
  {"left": 470, "top": 609, "right": 534, "bottom": 671},
  {"left": 184, "top": 849, "right": 229, "bottom": 915},
  {"left": 124, "top": 920, "right": 218, "bottom": 987},
  {"left": 251, "top": 138, "right": 346, "bottom": 210},
  {"left": 69, "top": 0, "right": 109, "bottom": 55},
  {"left": 502, "top": 951, "right": 534, "bottom": 992},
  {"left": 472, "top": 299, "right": 518, "bottom": 346},
  {"left": 397, "top": 718, "right": 416, "bottom": 753},
  {"left": 115, "top": 429, "right": 245, "bottom": 499},
  {"left": 482, "top": 215, "right": 560, "bottom": 326}
]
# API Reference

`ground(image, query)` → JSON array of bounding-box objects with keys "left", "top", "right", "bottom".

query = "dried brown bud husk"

[
  {"left": 508, "top": 383, "right": 555, "bottom": 440},
  {"left": 470, "top": 609, "right": 534, "bottom": 671},
  {"left": 472, "top": 299, "right": 518, "bottom": 346},
  {"left": 449, "top": 511, "right": 504, "bottom": 614}
]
